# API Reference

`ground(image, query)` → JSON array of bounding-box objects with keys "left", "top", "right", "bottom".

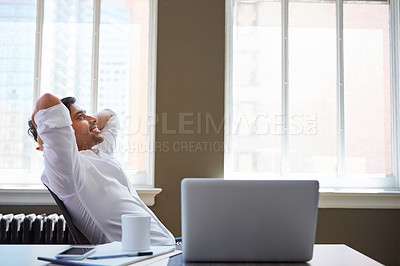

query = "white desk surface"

[{"left": 0, "top": 244, "right": 382, "bottom": 266}]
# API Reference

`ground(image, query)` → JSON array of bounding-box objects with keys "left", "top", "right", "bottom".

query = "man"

[{"left": 28, "top": 93, "right": 174, "bottom": 245}]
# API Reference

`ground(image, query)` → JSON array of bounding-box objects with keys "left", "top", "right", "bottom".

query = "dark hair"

[
  {"left": 60, "top": 96, "right": 76, "bottom": 110},
  {"left": 27, "top": 96, "right": 76, "bottom": 142}
]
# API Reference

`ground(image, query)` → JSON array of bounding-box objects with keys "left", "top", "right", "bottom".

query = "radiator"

[{"left": 0, "top": 213, "right": 74, "bottom": 244}]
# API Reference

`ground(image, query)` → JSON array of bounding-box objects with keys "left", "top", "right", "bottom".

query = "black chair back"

[{"left": 45, "top": 185, "right": 91, "bottom": 245}]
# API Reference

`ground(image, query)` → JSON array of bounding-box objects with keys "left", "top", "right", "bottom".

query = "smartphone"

[{"left": 55, "top": 246, "right": 95, "bottom": 260}]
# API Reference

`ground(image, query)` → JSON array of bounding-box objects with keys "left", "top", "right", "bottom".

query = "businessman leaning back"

[{"left": 28, "top": 93, "right": 174, "bottom": 245}]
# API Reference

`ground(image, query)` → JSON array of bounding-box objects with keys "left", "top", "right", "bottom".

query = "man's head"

[{"left": 28, "top": 96, "right": 104, "bottom": 151}]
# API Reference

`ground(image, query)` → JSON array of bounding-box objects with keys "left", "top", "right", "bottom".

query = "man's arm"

[
  {"left": 31, "top": 93, "right": 61, "bottom": 127},
  {"left": 94, "top": 109, "right": 116, "bottom": 131},
  {"left": 32, "top": 93, "right": 82, "bottom": 196},
  {"left": 93, "top": 109, "right": 119, "bottom": 155}
]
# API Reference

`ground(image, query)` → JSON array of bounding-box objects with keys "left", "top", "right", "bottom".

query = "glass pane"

[
  {"left": 0, "top": 1, "right": 36, "bottom": 173},
  {"left": 98, "top": 0, "right": 151, "bottom": 184},
  {"left": 343, "top": 2, "right": 391, "bottom": 175},
  {"left": 41, "top": 0, "right": 93, "bottom": 107},
  {"left": 230, "top": 0, "right": 282, "bottom": 176},
  {"left": 288, "top": 1, "right": 337, "bottom": 175}
]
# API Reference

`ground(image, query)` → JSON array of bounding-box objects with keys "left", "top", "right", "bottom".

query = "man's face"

[{"left": 69, "top": 104, "right": 104, "bottom": 151}]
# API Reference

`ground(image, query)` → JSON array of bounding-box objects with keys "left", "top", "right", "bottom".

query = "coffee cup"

[{"left": 121, "top": 214, "right": 151, "bottom": 251}]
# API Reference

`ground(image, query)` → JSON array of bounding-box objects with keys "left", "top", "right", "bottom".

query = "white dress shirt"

[{"left": 35, "top": 103, "right": 174, "bottom": 245}]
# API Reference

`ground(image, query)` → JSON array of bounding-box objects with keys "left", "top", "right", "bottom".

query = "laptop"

[{"left": 181, "top": 178, "right": 319, "bottom": 262}]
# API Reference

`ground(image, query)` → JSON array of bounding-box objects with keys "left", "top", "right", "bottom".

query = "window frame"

[
  {"left": 224, "top": 0, "right": 400, "bottom": 207},
  {"left": 0, "top": 0, "right": 159, "bottom": 204}
]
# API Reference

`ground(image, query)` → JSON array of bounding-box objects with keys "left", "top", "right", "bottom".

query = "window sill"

[
  {"left": 319, "top": 189, "right": 400, "bottom": 209},
  {"left": 0, "top": 186, "right": 162, "bottom": 207},
  {"left": 0, "top": 187, "right": 399, "bottom": 209}
]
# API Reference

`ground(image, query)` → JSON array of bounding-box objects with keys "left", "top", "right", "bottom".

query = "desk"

[
  {"left": 0, "top": 244, "right": 178, "bottom": 266},
  {"left": 0, "top": 244, "right": 382, "bottom": 266},
  {"left": 167, "top": 245, "right": 383, "bottom": 266},
  {"left": 0, "top": 244, "right": 69, "bottom": 266}
]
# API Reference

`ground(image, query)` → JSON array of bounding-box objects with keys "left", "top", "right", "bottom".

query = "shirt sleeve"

[
  {"left": 95, "top": 115, "right": 120, "bottom": 156},
  {"left": 35, "top": 103, "right": 82, "bottom": 198}
]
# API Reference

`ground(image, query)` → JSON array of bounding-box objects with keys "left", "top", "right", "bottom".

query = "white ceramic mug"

[{"left": 121, "top": 214, "right": 151, "bottom": 251}]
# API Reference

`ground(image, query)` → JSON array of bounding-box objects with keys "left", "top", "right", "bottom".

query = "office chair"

[{"left": 45, "top": 185, "right": 92, "bottom": 245}]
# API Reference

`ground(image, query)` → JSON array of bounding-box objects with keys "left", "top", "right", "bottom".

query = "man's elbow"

[
  {"left": 104, "top": 108, "right": 116, "bottom": 118},
  {"left": 36, "top": 93, "right": 61, "bottom": 110}
]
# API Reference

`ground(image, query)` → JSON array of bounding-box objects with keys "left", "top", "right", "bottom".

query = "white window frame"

[
  {"left": 225, "top": 0, "right": 400, "bottom": 208},
  {"left": 0, "top": 0, "right": 160, "bottom": 206}
]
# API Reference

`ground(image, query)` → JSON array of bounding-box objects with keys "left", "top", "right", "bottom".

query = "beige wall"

[
  {"left": 1, "top": 1, "right": 399, "bottom": 265},
  {"left": 152, "top": 0, "right": 225, "bottom": 235}
]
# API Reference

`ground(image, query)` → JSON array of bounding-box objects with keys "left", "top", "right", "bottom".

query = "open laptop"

[{"left": 181, "top": 178, "right": 319, "bottom": 262}]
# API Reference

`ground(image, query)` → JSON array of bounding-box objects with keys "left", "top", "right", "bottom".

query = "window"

[
  {"left": 0, "top": 0, "right": 157, "bottom": 187},
  {"left": 225, "top": 0, "right": 399, "bottom": 189}
]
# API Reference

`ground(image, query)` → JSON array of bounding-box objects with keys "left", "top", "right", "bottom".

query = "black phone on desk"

[{"left": 55, "top": 246, "right": 95, "bottom": 260}]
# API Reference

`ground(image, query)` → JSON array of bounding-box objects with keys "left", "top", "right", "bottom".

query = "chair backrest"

[{"left": 44, "top": 185, "right": 91, "bottom": 245}]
